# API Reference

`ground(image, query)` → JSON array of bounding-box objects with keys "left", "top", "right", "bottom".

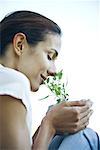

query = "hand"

[{"left": 46, "top": 99, "right": 93, "bottom": 134}]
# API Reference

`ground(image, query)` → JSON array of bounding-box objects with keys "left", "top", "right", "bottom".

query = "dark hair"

[{"left": 0, "top": 10, "right": 61, "bottom": 56}]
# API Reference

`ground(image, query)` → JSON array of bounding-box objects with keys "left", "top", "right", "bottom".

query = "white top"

[{"left": 0, "top": 64, "right": 33, "bottom": 143}]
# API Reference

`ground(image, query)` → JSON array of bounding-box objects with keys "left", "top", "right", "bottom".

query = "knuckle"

[
  {"left": 75, "top": 116, "right": 80, "bottom": 122},
  {"left": 73, "top": 108, "right": 80, "bottom": 116},
  {"left": 69, "top": 128, "right": 77, "bottom": 133},
  {"left": 74, "top": 122, "right": 79, "bottom": 128},
  {"left": 73, "top": 127, "right": 78, "bottom": 133}
]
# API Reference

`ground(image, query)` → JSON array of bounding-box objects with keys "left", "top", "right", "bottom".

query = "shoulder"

[
  {"left": 0, "top": 95, "right": 31, "bottom": 149},
  {"left": 0, "top": 64, "right": 30, "bottom": 89},
  {"left": 0, "top": 64, "right": 31, "bottom": 110}
]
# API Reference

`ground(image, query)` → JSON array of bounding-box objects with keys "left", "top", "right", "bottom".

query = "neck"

[
  {"left": 0, "top": 57, "right": 14, "bottom": 68},
  {"left": 0, "top": 46, "right": 17, "bottom": 69}
]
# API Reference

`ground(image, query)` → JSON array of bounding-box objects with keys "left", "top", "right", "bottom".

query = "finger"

[
  {"left": 85, "top": 99, "right": 93, "bottom": 107},
  {"left": 77, "top": 116, "right": 90, "bottom": 131},
  {"left": 79, "top": 102, "right": 93, "bottom": 113},
  {"left": 80, "top": 109, "right": 93, "bottom": 120},
  {"left": 65, "top": 99, "right": 93, "bottom": 107},
  {"left": 79, "top": 120, "right": 89, "bottom": 131},
  {"left": 65, "top": 100, "right": 87, "bottom": 107},
  {"left": 71, "top": 109, "right": 93, "bottom": 133},
  {"left": 80, "top": 110, "right": 93, "bottom": 125}
]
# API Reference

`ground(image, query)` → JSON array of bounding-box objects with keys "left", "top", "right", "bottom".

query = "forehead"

[
  {"left": 44, "top": 33, "right": 61, "bottom": 54},
  {"left": 29, "top": 33, "right": 61, "bottom": 57}
]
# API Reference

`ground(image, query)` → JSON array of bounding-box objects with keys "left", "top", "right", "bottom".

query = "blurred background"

[{"left": 0, "top": 0, "right": 100, "bottom": 134}]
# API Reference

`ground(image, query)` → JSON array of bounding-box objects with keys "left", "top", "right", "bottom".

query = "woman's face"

[{"left": 17, "top": 33, "right": 61, "bottom": 91}]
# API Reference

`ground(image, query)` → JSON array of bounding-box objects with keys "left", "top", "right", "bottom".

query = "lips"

[
  {"left": 41, "top": 74, "right": 47, "bottom": 80},
  {"left": 40, "top": 74, "right": 47, "bottom": 84}
]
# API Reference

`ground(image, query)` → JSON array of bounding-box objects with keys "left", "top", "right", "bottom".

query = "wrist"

[
  {"left": 32, "top": 116, "right": 55, "bottom": 150},
  {"left": 42, "top": 116, "right": 56, "bottom": 138}
]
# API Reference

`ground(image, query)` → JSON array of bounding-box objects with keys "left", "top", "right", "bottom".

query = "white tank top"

[{"left": 0, "top": 64, "right": 32, "bottom": 143}]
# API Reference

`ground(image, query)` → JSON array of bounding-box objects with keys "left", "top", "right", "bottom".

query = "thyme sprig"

[{"left": 41, "top": 70, "right": 69, "bottom": 103}]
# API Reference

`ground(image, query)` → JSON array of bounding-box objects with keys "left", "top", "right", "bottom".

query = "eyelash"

[{"left": 47, "top": 55, "right": 52, "bottom": 60}]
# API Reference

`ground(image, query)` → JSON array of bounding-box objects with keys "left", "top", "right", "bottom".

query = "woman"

[{"left": 0, "top": 10, "right": 99, "bottom": 150}]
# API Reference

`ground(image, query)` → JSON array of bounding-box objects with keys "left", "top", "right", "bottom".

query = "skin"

[
  {"left": 0, "top": 96, "right": 31, "bottom": 149},
  {"left": 0, "top": 32, "right": 93, "bottom": 150},
  {"left": 0, "top": 32, "right": 60, "bottom": 91}
]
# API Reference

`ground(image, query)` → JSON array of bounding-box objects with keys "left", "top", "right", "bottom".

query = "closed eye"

[{"left": 47, "top": 55, "right": 52, "bottom": 60}]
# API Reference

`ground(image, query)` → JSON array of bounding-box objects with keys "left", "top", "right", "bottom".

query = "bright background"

[{"left": 0, "top": 0, "right": 100, "bottom": 134}]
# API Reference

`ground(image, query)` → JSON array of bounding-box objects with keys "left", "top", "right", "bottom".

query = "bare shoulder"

[{"left": 0, "top": 95, "right": 31, "bottom": 150}]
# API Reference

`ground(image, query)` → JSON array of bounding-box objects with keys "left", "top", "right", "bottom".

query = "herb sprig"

[{"left": 41, "top": 70, "right": 69, "bottom": 103}]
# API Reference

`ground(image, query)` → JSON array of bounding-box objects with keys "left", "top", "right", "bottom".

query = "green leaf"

[
  {"left": 56, "top": 98, "right": 61, "bottom": 103},
  {"left": 39, "top": 95, "right": 49, "bottom": 100},
  {"left": 53, "top": 76, "right": 56, "bottom": 80},
  {"left": 47, "top": 78, "right": 49, "bottom": 83},
  {"left": 55, "top": 89, "right": 61, "bottom": 96},
  {"left": 40, "top": 69, "right": 69, "bottom": 104},
  {"left": 56, "top": 70, "right": 63, "bottom": 80}
]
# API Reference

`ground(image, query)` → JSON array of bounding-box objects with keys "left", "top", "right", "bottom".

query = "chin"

[
  {"left": 31, "top": 85, "right": 39, "bottom": 92},
  {"left": 33, "top": 88, "right": 39, "bottom": 92}
]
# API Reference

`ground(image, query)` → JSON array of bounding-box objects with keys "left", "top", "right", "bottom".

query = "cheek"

[
  {"left": 43, "top": 59, "right": 50, "bottom": 71},
  {"left": 19, "top": 54, "right": 50, "bottom": 77},
  {"left": 38, "top": 54, "right": 50, "bottom": 71}
]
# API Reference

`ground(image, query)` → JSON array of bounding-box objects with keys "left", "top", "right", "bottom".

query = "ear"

[{"left": 13, "top": 33, "right": 27, "bottom": 56}]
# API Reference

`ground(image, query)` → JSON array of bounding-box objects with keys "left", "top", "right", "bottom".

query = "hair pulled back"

[{"left": 0, "top": 10, "right": 61, "bottom": 56}]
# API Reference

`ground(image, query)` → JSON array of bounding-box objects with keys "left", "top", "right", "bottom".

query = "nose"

[{"left": 47, "top": 61, "right": 56, "bottom": 76}]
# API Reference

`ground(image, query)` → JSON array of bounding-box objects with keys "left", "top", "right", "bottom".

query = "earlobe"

[{"left": 13, "top": 33, "right": 26, "bottom": 56}]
